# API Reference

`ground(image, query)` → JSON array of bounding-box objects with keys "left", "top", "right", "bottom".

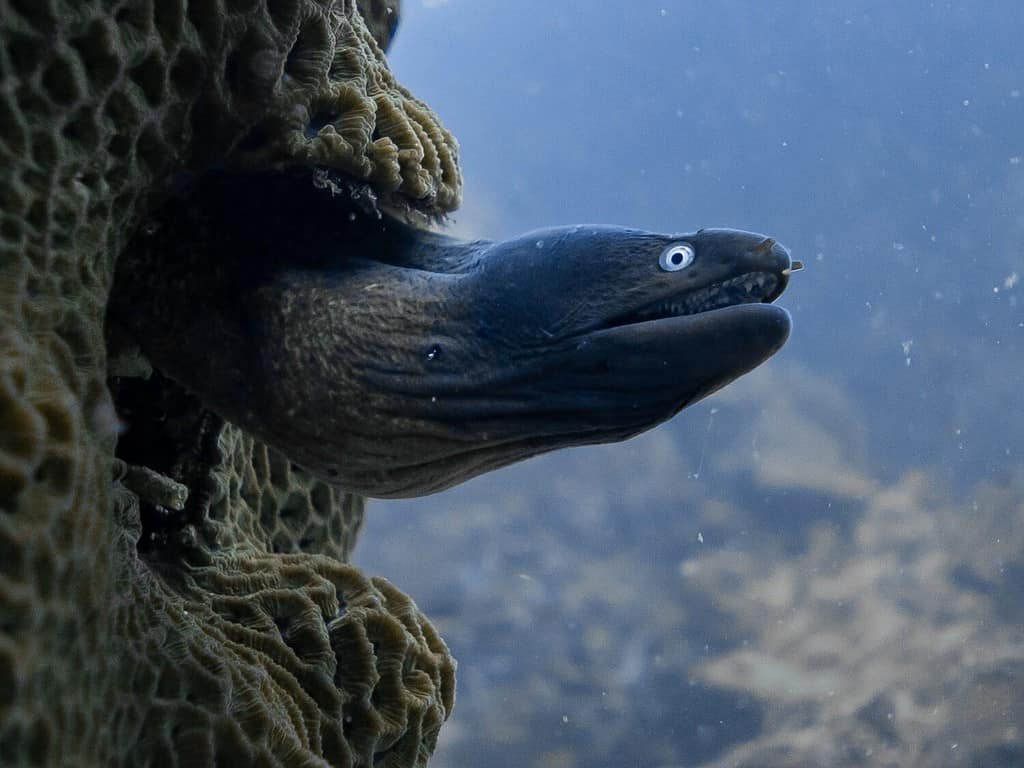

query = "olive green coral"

[{"left": 0, "top": 0, "right": 459, "bottom": 765}]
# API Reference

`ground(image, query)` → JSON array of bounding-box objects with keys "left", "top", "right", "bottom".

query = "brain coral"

[{"left": 0, "top": 0, "right": 459, "bottom": 765}]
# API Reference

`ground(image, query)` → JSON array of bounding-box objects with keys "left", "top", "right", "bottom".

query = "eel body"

[{"left": 111, "top": 171, "right": 795, "bottom": 497}]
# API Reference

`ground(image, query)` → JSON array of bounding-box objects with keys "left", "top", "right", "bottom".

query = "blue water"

[{"left": 358, "top": 2, "right": 1024, "bottom": 765}]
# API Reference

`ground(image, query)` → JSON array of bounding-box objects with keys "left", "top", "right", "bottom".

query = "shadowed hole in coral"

[
  {"left": 69, "top": 21, "right": 121, "bottom": 90},
  {"left": 223, "top": 49, "right": 242, "bottom": 95},
  {"left": 0, "top": 645, "right": 16, "bottom": 713},
  {"left": 135, "top": 123, "right": 167, "bottom": 175},
  {"left": 25, "top": 717, "right": 50, "bottom": 765},
  {"left": 234, "top": 126, "right": 271, "bottom": 152},
  {"left": 115, "top": 3, "right": 152, "bottom": 35},
  {"left": 9, "top": 0, "right": 56, "bottom": 32},
  {"left": 278, "top": 492, "right": 311, "bottom": 534},
  {"left": 31, "top": 545, "right": 54, "bottom": 601},
  {"left": 41, "top": 53, "right": 79, "bottom": 106},
  {"left": 61, "top": 107, "right": 101, "bottom": 152},
  {"left": 109, "top": 373, "right": 224, "bottom": 558},
  {"left": 310, "top": 484, "right": 332, "bottom": 517},
  {"left": 0, "top": 95, "right": 27, "bottom": 154},
  {"left": 169, "top": 48, "right": 203, "bottom": 98},
  {"left": 267, "top": 453, "right": 289, "bottom": 488},
  {"left": 104, "top": 90, "right": 141, "bottom": 140},
  {"left": 305, "top": 110, "right": 339, "bottom": 138},
  {"left": 0, "top": 721, "right": 22, "bottom": 763},
  {"left": 155, "top": 664, "right": 181, "bottom": 700},
  {"left": 152, "top": 0, "right": 184, "bottom": 48},
  {"left": 8, "top": 33, "right": 43, "bottom": 76},
  {"left": 33, "top": 455, "right": 72, "bottom": 496},
  {"left": 130, "top": 53, "right": 167, "bottom": 106},
  {"left": 108, "top": 133, "right": 133, "bottom": 159},
  {"left": 186, "top": 0, "right": 224, "bottom": 48},
  {"left": 0, "top": 525, "right": 24, "bottom": 579},
  {"left": 0, "top": 469, "right": 28, "bottom": 506},
  {"left": 0, "top": 388, "right": 39, "bottom": 459},
  {"left": 30, "top": 129, "right": 59, "bottom": 170}
]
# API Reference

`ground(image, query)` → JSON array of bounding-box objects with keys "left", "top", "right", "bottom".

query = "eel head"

[
  {"left": 350, "top": 226, "right": 795, "bottom": 496},
  {"left": 112, "top": 172, "right": 796, "bottom": 498}
]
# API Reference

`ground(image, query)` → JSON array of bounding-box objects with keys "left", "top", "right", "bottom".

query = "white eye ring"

[{"left": 659, "top": 243, "right": 695, "bottom": 272}]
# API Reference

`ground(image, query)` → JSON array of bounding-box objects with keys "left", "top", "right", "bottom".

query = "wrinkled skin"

[{"left": 111, "top": 170, "right": 794, "bottom": 497}]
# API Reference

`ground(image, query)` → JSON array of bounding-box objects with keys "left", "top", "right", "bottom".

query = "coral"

[
  {"left": 688, "top": 472, "right": 1024, "bottom": 767},
  {"left": 0, "top": 0, "right": 458, "bottom": 765}
]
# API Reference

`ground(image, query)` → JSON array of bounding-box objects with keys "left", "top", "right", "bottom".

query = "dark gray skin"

[{"left": 111, "top": 171, "right": 795, "bottom": 498}]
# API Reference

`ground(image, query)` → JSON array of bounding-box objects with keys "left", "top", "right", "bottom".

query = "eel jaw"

[{"left": 608, "top": 270, "right": 786, "bottom": 329}]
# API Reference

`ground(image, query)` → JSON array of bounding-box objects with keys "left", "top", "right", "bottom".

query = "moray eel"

[{"left": 111, "top": 170, "right": 796, "bottom": 498}]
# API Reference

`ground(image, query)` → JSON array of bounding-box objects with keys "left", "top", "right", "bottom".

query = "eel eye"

[{"left": 659, "top": 243, "right": 695, "bottom": 272}]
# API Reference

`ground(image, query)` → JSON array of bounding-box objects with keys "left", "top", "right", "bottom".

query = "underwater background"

[{"left": 358, "top": 2, "right": 1024, "bottom": 766}]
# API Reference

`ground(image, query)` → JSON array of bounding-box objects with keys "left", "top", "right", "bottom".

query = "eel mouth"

[{"left": 612, "top": 270, "right": 787, "bottom": 328}]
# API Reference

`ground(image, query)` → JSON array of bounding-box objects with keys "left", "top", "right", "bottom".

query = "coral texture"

[
  {"left": 0, "top": 0, "right": 459, "bottom": 765},
  {"left": 692, "top": 472, "right": 1024, "bottom": 767}
]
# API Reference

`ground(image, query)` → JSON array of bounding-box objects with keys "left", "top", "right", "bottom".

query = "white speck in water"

[
  {"left": 535, "top": 240, "right": 544, "bottom": 249},
  {"left": 901, "top": 339, "right": 913, "bottom": 366},
  {"left": 892, "top": 241, "right": 905, "bottom": 251},
  {"left": 1005, "top": 273, "right": 1020, "bottom": 289},
  {"left": 697, "top": 532, "right": 704, "bottom": 544},
  {"left": 431, "top": 396, "right": 437, "bottom": 403},
  {"left": 659, "top": 8, "right": 667, "bottom": 16},
  {"left": 561, "top": 715, "right": 569, "bottom": 724},
  {"left": 426, "top": 346, "right": 440, "bottom": 361},
  {"left": 781, "top": 140, "right": 789, "bottom": 147},
  {"left": 1010, "top": 156, "right": 1021, "bottom": 165},
  {"left": 962, "top": 99, "right": 970, "bottom": 107}
]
